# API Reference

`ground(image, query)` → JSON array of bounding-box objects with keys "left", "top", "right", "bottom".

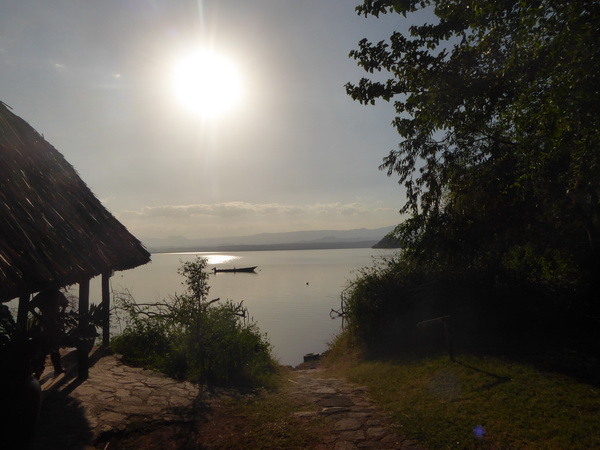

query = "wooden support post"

[
  {"left": 17, "top": 294, "right": 30, "bottom": 329},
  {"left": 78, "top": 278, "right": 90, "bottom": 379},
  {"left": 101, "top": 272, "right": 111, "bottom": 347}
]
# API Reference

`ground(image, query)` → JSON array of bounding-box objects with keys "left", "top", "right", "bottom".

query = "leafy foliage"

[
  {"left": 0, "top": 298, "right": 102, "bottom": 382},
  {"left": 0, "top": 305, "right": 35, "bottom": 381},
  {"left": 342, "top": 1, "right": 600, "bottom": 361},
  {"left": 111, "top": 257, "right": 277, "bottom": 387},
  {"left": 347, "top": 0, "right": 600, "bottom": 288}
]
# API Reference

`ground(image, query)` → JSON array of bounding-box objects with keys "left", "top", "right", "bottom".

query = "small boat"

[{"left": 213, "top": 266, "right": 257, "bottom": 273}]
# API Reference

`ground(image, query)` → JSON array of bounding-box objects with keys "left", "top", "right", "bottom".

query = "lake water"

[{"left": 105, "top": 248, "right": 393, "bottom": 366}]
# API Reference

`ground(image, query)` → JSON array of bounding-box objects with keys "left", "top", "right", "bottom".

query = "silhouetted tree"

[{"left": 347, "top": 0, "right": 600, "bottom": 289}]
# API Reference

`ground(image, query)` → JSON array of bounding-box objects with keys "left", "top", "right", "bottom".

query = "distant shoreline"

[{"left": 148, "top": 240, "right": 380, "bottom": 254}]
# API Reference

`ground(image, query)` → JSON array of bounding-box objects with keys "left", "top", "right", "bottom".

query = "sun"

[{"left": 171, "top": 50, "right": 242, "bottom": 117}]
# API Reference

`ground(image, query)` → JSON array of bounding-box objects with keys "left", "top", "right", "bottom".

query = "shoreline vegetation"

[{"left": 108, "top": 254, "right": 600, "bottom": 448}]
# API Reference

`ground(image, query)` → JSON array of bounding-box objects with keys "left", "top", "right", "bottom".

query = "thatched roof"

[{"left": 0, "top": 101, "right": 151, "bottom": 302}]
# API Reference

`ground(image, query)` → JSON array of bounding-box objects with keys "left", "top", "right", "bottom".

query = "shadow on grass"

[{"left": 452, "top": 358, "right": 512, "bottom": 389}]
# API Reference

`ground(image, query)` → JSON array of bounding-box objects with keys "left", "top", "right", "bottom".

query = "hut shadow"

[
  {"left": 32, "top": 347, "right": 108, "bottom": 449},
  {"left": 32, "top": 392, "right": 93, "bottom": 450}
]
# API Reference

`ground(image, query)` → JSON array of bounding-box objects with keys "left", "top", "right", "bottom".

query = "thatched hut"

[{"left": 0, "top": 101, "right": 151, "bottom": 377}]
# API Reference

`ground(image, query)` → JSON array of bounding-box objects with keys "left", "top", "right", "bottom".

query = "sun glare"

[{"left": 171, "top": 50, "right": 242, "bottom": 117}]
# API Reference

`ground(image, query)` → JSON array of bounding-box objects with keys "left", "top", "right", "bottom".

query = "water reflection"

[{"left": 168, "top": 253, "right": 241, "bottom": 265}]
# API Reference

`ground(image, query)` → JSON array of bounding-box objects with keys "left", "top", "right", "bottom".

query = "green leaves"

[
  {"left": 112, "top": 258, "right": 277, "bottom": 387},
  {"left": 348, "top": 0, "right": 600, "bottom": 289},
  {"left": 177, "top": 256, "right": 211, "bottom": 302}
]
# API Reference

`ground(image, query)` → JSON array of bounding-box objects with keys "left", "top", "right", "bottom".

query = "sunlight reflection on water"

[{"left": 167, "top": 253, "right": 241, "bottom": 265}]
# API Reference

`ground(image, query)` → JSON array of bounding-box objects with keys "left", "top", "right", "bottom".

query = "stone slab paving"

[
  {"left": 30, "top": 349, "right": 424, "bottom": 449},
  {"left": 289, "top": 367, "right": 425, "bottom": 449},
  {"left": 31, "top": 348, "right": 200, "bottom": 449}
]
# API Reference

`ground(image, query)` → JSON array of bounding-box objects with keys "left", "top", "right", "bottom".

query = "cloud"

[
  {"left": 338, "top": 203, "right": 370, "bottom": 215},
  {"left": 115, "top": 200, "right": 403, "bottom": 240},
  {"left": 120, "top": 201, "right": 373, "bottom": 220},
  {"left": 374, "top": 206, "right": 396, "bottom": 213},
  {"left": 308, "top": 202, "right": 370, "bottom": 216},
  {"left": 120, "top": 202, "right": 280, "bottom": 219}
]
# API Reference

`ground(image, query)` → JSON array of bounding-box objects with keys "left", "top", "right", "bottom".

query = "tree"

[{"left": 346, "top": 0, "right": 600, "bottom": 286}]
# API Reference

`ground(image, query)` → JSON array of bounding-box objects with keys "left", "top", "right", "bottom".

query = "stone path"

[
  {"left": 32, "top": 347, "right": 199, "bottom": 449},
  {"left": 31, "top": 348, "right": 423, "bottom": 449},
  {"left": 288, "top": 366, "right": 423, "bottom": 449}
]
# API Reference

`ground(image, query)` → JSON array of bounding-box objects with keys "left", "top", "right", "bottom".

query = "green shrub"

[
  {"left": 341, "top": 254, "right": 436, "bottom": 353},
  {"left": 111, "top": 257, "right": 277, "bottom": 388},
  {"left": 111, "top": 317, "right": 171, "bottom": 372},
  {"left": 341, "top": 243, "right": 599, "bottom": 363}
]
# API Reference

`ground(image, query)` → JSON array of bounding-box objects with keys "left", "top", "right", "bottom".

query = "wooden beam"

[
  {"left": 101, "top": 272, "right": 111, "bottom": 347},
  {"left": 77, "top": 278, "right": 90, "bottom": 379}
]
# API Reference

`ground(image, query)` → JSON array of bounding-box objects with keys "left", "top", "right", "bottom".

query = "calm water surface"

[{"left": 109, "top": 248, "right": 394, "bottom": 365}]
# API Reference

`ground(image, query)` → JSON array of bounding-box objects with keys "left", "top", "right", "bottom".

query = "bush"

[
  {"left": 341, "top": 247, "right": 600, "bottom": 362},
  {"left": 111, "top": 257, "right": 277, "bottom": 388},
  {"left": 341, "top": 254, "right": 448, "bottom": 355}
]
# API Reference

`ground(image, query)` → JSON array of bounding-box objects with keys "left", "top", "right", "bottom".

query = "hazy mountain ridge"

[{"left": 143, "top": 226, "right": 395, "bottom": 253}]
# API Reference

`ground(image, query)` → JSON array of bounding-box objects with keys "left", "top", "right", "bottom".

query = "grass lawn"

[{"left": 337, "top": 354, "right": 600, "bottom": 449}]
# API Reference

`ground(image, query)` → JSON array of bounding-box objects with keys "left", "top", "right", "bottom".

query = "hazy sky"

[{"left": 1, "top": 0, "right": 413, "bottom": 240}]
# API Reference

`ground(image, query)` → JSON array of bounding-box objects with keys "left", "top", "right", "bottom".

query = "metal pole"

[
  {"left": 443, "top": 319, "right": 454, "bottom": 361},
  {"left": 417, "top": 315, "right": 454, "bottom": 361}
]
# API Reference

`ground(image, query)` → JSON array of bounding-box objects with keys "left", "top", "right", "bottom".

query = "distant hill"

[
  {"left": 142, "top": 226, "right": 396, "bottom": 253},
  {"left": 373, "top": 233, "right": 402, "bottom": 249}
]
